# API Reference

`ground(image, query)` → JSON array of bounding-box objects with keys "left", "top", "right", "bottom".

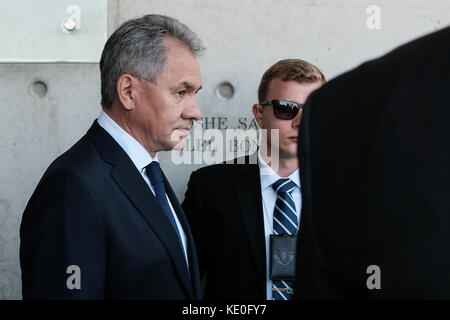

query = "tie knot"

[
  {"left": 146, "top": 161, "right": 164, "bottom": 187},
  {"left": 272, "top": 178, "right": 296, "bottom": 194}
]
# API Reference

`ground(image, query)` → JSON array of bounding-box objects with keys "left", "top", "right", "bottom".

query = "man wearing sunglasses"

[{"left": 182, "top": 59, "right": 325, "bottom": 300}]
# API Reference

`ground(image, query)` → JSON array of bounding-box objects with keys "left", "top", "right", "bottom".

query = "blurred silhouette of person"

[{"left": 295, "top": 26, "right": 450, "bottom": 299}]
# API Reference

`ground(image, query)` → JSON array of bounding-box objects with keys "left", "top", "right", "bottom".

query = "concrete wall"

[{"left": 1, "top": 0, "right": 449, "bottom": 299}]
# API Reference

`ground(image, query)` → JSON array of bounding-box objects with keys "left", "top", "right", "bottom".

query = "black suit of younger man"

[
  {"left": 20, "top": 121, "right": 202, "bottom": 299},
  {"left": 295, "top": 26, "right": 450, "bottom": 299},
  {"left": 182, "top": 154, "right": 268, "bottom": 300}
]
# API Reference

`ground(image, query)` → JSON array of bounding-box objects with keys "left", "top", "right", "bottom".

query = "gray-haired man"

[{"left": 20, "top": 14, "right": 204, "bottom": 299}]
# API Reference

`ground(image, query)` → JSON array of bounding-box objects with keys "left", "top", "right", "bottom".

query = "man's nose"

[
  {"left": 183, "top": 97, "right": 202, "bottom": 120},
  {"left": 292, "top": 108, "right": 303, "bottom": 128}
]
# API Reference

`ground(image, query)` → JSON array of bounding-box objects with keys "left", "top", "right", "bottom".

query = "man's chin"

[{"left": 279, "top": 148, "right": 298, "bottom": 160}]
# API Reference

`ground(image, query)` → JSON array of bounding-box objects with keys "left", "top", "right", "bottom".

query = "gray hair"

[{"left": 100, "top": 14, "right": 204, "bottom": 108}]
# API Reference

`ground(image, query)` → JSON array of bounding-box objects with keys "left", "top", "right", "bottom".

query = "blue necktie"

[
  {"left": 146, "top": 162, "right": 186, "bottom": 260},
  {"left": 272, "top": 178, "right": 298, "bottom": 300}
]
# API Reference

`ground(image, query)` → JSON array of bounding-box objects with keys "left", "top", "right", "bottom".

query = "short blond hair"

[{"left": 258, "top": 59, "right": 325, "bottom": 102}]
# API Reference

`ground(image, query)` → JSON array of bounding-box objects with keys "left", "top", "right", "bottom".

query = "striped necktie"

[{"left": 272, "top": 178, "right": 298, "bottom": 300}]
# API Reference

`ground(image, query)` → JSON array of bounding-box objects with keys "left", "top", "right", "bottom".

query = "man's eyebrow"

[{"left": 182, "top": 82, "right": 202, "bottom": 92}]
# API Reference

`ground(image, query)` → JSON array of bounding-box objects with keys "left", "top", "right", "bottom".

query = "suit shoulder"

[
  {"left": 39, "top": 135, "right": 106, "bottom": 185},
  {"left": 191, "top": 155, "right": 257, "bottom": 177}
]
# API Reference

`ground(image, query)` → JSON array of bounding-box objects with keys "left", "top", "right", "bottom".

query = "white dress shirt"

[
  {"left": 97, "top": 111, "right": 189, "bottom": 268},
  {"left": 258, "top": 151, "right": 301, "bottom": 300}
]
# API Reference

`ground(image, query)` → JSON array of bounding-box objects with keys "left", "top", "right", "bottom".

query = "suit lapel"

[
  {"left": 87, "top": 121, "right": 194, "bottom": 299},
  {"left": 233, "top": 156, "right": 267, "bottom": 299}
]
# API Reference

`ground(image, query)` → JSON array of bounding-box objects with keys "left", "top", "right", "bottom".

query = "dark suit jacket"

[
  {"left": 20, "top": 120, "right": 202, "bottom": 300},
  {"left": 295, "top": 26, "right": 450, "bottom": 299},
  {"left": 182, "top": 154, "right": 267, "bottom": 299}
]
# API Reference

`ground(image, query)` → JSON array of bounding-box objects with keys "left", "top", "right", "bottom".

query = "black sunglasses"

[{"left": 259, "top": 99, "right": 304, "bottom": 120}]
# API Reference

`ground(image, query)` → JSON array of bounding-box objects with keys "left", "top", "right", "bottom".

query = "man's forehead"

[
  {"left": 157, "top": 60, "right": 201, "bottom": 87},
  {"left": 164, "top": 48, "right": 200, "bottom": 73},
  {"left": 175, "top": 80, "right": 202, "bottom": 91},
  {"left": 164, "top": 37, "right": 197, "bottom": 61},
  {"left": 267, "top": 78, "right": 321, "bottom": 93}
]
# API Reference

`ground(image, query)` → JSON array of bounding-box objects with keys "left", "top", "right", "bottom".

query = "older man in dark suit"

[
  {"left": 295, "top": 26, "right": 450, "bottom": 299},
  {"left": 20, "top": 14, "right": 204, "bottom": 299}
]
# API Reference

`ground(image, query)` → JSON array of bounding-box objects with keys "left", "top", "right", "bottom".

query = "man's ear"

[
  {"left": 252, "top": 103, "right": 264, "bottom": 127},
  {"left": 116, "top": 74, "right": 135, "bottom": 111}
]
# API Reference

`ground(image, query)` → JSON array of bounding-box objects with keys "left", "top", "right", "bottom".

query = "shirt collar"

[
  {"left": 97, "top": 110, "right": 157, "bottom": 172},
  {"left": 257, "top": 150, "right": 300, "bottom": 191}
]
